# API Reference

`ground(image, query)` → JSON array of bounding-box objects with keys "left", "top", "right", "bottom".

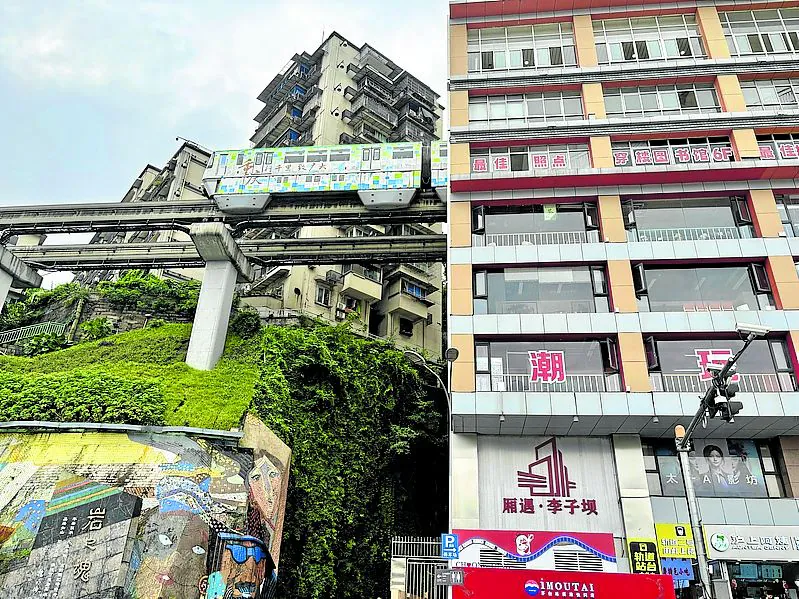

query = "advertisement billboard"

[
  {"left": 477, "top": 436, "right": 623, "bottom": 533},
  {"left": 452, "top": 529, "right": 617, "bottom": 572},
  {"left": 704, "top": 525, "right": 799, "bottom": 561},
  {"left": 452, "top": 567, "right": 676, "bottom": 599}
]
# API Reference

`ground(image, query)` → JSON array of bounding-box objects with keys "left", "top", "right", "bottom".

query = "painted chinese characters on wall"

[
  {"left": 0, "top": 414, "right": 291, "bottom": 599},
  {"left": 477, "top": 437, "right": 623, "bottom": 534}
]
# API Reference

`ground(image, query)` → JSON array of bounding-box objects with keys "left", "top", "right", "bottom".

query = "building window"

[
  {"left": 740, "top": 78, "right": 799, "bottom": 110},
  {"left": 721, "top": 9, "right": 799, "bottom": 57},
  {"left": 604, "top": 83, "right": 720, "bottom": 118},
  {"left": 472, "top": 203, "right": 599, "bottom": 246},
  {"left": 467, "top": 23, "right": 577, "bottom": 73},
  {"left": 623, "top": 197, "right": 754, "bottom": 242},
  {"left": 473, "top": 266, "right": 609, "bottom": 315},
  {"left": 470, "top": 144, "right": 590, "bottom": 174},
  {"left": 475, "top": 339, "right": 620, "bottom": 392},
  {"left": 342, "top": 296, "right": 360, "bottom": 313},
  {"left": 402, "top": 280, "right": 426, "bottom": 300},
  {"left": 611, "top": 137, "right": 734, "bottom": 168},
  {"left": 642, "top": 439, "right": 785, "bottom": 499},
  {"left": 634, "top": 264, "right": 775, "bottom": 312},
  {"left": 775, "top": 194, "right": 799, "bottom": 236},
  {"left": 468, "top": 91, "right": 583, "bottom": 126},
  {"left": 399, "top": 317, "right": 414, "bottom": 337},
  {"left": 756, "top": 133, "right": 799, "bottom": 160},
  {"left": 315, "top": 285, "right": 331, "bottom": 307},
  {"left": 594, "top": 15, "right": 705, "bottom": 65},
  {"left": 646, "top": 338, "right": 796, "bottom": 393}
]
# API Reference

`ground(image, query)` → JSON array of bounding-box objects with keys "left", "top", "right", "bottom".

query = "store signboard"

[
  {"left": 629, "top": 539, "right": 661, "bottom": 574},
  {"left": 452, "top": 568, "right": 677, "bottom": 599},
  {"left": 452, "top": 529, "right": 617, "bottom": 572},
  {"left": 655, "top": 523, "right": 696, "bottom": 559},
  {"left": 704, "top": 525, "right": 799, "bottom": 561},
  {"left": 477, "top": 436, "right": 623, "bottom": 534},
  {"left": 612, "top": 145, "right": 733, "bottom": 167},
  {"left": 660, "top": 558, "right": 694, "bottom": 582}
]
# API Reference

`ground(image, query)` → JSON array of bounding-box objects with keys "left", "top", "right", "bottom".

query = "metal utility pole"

[{"left": 674, "top": 324, "right": 769, "bottom": 599}]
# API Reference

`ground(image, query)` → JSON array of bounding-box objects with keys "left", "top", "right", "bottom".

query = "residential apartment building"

[
  {"left": 447, "top": 1, "right": 799, "bottom": 596},
  {"left": 246, "top": 32, "right": 446, "bottom": 358}
]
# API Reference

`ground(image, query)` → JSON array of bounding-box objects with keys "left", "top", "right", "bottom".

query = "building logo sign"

[
  {"left": 528, "top": 351, "right": 566, "bottom": 384},
  {"left": 524, "top": 578, "right": 595, "bottom": 598},
  {"left": 655, "top": 524, "right": 696, "bottom": 559},
  {"left": 471, "top": 153, "right": 570, "bottom": 174},
  {"left": 502, "top": 439, "right": 599, "bottom": 518},
  {"left": 524, "top": 580, "right": 541, "bottom": 596},
  {"left": 629, "top": 540, "right": 660, "bottom": 574},
  {"left": 709, "top": 533, "right": 730, "bottom": 552}
]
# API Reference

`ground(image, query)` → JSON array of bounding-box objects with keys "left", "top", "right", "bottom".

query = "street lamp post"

[
  {"left": 673, "top": 324, "right": 770, "bottom": 599},
  {"left": 404, "top": 348, "right": 457, "bottom": 596}
]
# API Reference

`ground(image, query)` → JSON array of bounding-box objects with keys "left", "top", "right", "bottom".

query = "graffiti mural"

[{"left": 0, "top": 415, "right": 290, "bottom": 599}]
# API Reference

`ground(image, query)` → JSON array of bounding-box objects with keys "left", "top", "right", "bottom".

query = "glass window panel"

[
  {"left": 759, "top": 84, "right": 780, "bottom": 105},
  {"left": 522, "top": 48, "right": 535, "bottom": 66},
  {"left": 623, "top": 41, "right": 636, "bottom": 60},
  {"left": 771, "top": 32, "right": 789, "bottom": 52},
  {"left": 476, "top": 344, "right": 489, "bottom": 371},
  {"left": 563, "top": 46, "right": 576, "bottom": 65},
  {"left": 468, "top": 53, "right": 481, "bottom": 72},
  {"left": 641, "top": 92, "right": 659, "bottom": 111},
  {"left": 544, "top": 96, "right": 562, "bottom": 117},
  {"left": 609, "top": 43, "right": 624, "bottom": 61},
  {"left": 510, "top": 153, "right": 529, "bottom": 171},
  {"left": 771, "top": 339, "right": 791, "bottom": 370},
  {"left": 550, "top": 47, "right": 563, "bottom": 65},
  {"left": 696, "top": 88, "right": 718, "bottom": 109},
  {"left": 469, "top": 99, "right": 488, "bottom": 121},
  {"left": 749, "top": 34, "right": 765, "bottom": 53},
  {"left": 765, "top": 474, "right": 782, "bottom": 497},
  {"left": 664, "top": 39, "right": 679, "bottom": 57},
  {"left": 507, "top": 99, "right": 525, "bottom": 118},
  {"left": 527, "top": 96, "right": 544, "bottom": 117},
  {"left": 563, "top": 95, "right": 583, "bottom": 117},
  {"left": 690, "top": 37, "right": 705, "bottom": 57},
  {"left": 647, "top": 40, "right": 663, "bottom": 59},
  {"left": 481, "top": 52, "right": 494, "bottom": 70},
  {"left": 623, "top": 91, "right": 642, "bottom": 112},
  {"left": 660, "top": 90, "right": 680, "bottom": 110},
  {"left": 509, "top": 50, "right": 523, "bottom": 68},
  {"left": 646, "top": 472, "right": 662, "bottom": 496},
  {"left": 494, "top": 51, "right": 507, "bottom": 69},
  {"left": 489, "top": 98, "right": 507, "bottom": 120},
  {"left": 778, "top": 85, "right": 796, "bottom": 105},
  {"left": 678, "top": 90, "right": 698, "bottom": 109},
  {"left": 677, "top": 38, "right": 692, "bottom": 56},
  {"left": 537, "top": 47, "right": 551, "bottom": 66},
  {"left": 636, "top": 40, "right": 650, "bottom": 60},
  {"left": 604, "top": 92, "right": 623, "bottom": 114}
]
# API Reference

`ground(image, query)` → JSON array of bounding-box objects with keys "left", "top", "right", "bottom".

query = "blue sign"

[
  {"left": 661, "top": 558, "right": 694, "bottom": 582},
  {"left": 441, "top": 533, "right": 459, "bottom": 560}
]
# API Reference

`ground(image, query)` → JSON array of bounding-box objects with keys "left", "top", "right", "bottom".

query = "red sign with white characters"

[
  {"left": 694, "top": 348, "right": 740, "bottom": 382},
  {"left": 529, "top": 350, "right": 566, "bottom": 384},
  {"left": 452, "top": 568, "right": 677, "bottom": 599}
]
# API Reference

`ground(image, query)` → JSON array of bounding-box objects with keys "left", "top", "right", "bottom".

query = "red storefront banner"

[{"left": 452, "top": 567, "right": 677, "bottom": 599}]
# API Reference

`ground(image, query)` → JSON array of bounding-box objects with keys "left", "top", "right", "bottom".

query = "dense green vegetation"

[
  {"left": 96, "top": 270, "right": 201, "bottom": 315},
  {"left": 0, "top": 316, "right": 447, "bottom": 598},
  {"left": 0, "top": 283, "right": 86, "bottom": 331}
]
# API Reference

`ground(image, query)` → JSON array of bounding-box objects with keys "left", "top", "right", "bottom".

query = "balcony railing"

[
  {"left": 650, "top": 372, "right": 796, "bottom": 393},
  {"left": 484, "top": 230, "right": 600, "bottom": 246},
  {"left": 480, "top": 373, "right": 620, "bottom": 393},
  {"left": 487, "top": 299, "right": 597, "bottom": 315},
  {"left": 635, "top": 226, "right": 742, "bottom": 242},
  {"left": 343, "top": 264, "right": 382, "bottom": 283}
]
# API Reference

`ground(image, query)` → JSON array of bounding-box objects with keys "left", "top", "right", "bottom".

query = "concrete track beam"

[
  {"left": 188, "top": 222, "right": 254, "bottom": 283},
  {"left": 0, "top": 246, "right": 42, "bottom": 315}
]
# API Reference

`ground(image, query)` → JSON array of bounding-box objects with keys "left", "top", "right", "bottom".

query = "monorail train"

[{"left": 202, "top": 141, "right": 448, "bottom": 197}]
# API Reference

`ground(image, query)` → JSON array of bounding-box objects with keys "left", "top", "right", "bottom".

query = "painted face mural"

[{"left": 0, "top": 420, "right": 289, "bottom": 599}]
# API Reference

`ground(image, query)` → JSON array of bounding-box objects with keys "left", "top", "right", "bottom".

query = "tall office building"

[
  {"left": 447, "top": 1, "right": 799, "bottom": 596},
  {"left": 246, "top": 32, "right": 446, "bottom": 358}
]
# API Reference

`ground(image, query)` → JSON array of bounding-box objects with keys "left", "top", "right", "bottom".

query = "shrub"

[
  {"left": 80, "top": 317, "right": 113, "bottom": 341},
  {"left": 0, "top": 283, "right": 87, "bottom": 332},
  {"left": 96, "top": 270, "right": 200, "bottom": 316},
  {"left": 147, "top": 318, "right": 166, "bottom": 329},
  {"left": 229, "top": 309, "right": 262, "bottom": 338},
  {"left": 22, "top": 333, "right": 69, "bottom": 357},
  {"left": 0, "top": 370, "right": 165, "bottom": 424}
]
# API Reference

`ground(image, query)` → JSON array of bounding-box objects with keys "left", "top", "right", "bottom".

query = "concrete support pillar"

[
  {"left": 598, "top": 195, "right": 626, "bottom": 242},
  {"left": 696, "top": 7, "right": 731, "bottom": 59},
  {"left": 186, "top": 261, "right": 238, "bottom": 370},
  {"left": 574, "top": 15, "right": 598, "bottom": 67},
  {"left": 451, "top": 333, "right": 475, "bottom": 393},
  {"left": 613, "top": 434, "right": 657, "bottom": 572},
  {"left": 0, "top": 269, "right": 12, "bottom": 316},
  {"left": 0, "top": 246, "right": 43, "bottom": 316},
  {"left": 731, "top": 129, "right": 761, "bottom": 160},
  {"left": 589, "top": 136, "right": 614, "bottom": 168},
  {"left": 607, "top": 260, "right": 638, "bottom": 313},
  {"left": 452, "top": 433, "right": 480, "bottom": 530},
  {"left": 618, "top": 333, "right": 651, "bottom": 392},
  {"left": 715, "top": 74, "right": 747, "bottom": 113},
  {"left": 582, "top": 83, "right": 606, "bottom": 119},
  {"left": 449, "top": 24, "right": 468, "bottom": 77},
  {"left": 450, "top": 263, "right": 473, "bottom": 316}
]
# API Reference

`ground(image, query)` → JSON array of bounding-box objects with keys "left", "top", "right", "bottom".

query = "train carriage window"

[
  {"left": 330, "top": 150, "right": 350, "bottom": 161},
  {"left": 255, "top": 153, "right": 263, "bottom": 165},
  {"left": 393, "top": 149, "right": 415, "bottom": 159},
  {"left": 439, "top": 146, "right": 448, "bottom": 157},
  {"left": 236, "top": 154, "right": 244, "bottom": 166},
  {"left": 307, "top": 151, "right": 328, "bottom": 162},
  {"left": 362, "top": 149, "right": 371, "bottom": 161},
  {"left": 372, "top": 148, "right": 380, "bottom": 160},
  {"left": 285, "top": 152, "right": 306, "bottom": 163},
  {"left": 219, "top": 155, "right": 228, "bottom": 166},
  {"left": 264, "top": 153, "right": 273, "bottom": 165}
]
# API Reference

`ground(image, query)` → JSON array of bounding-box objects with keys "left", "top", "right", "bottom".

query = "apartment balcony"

[
  {"left": 251, "top": 104, "right": 302, "bottom": 147},
  {"left": 384, "top": 290, "right": 432, "bottom": 321},
  {"left": 480, "top": 373, "right": 621, "bottom": 394},
  {"left": 390, "top": 121, "right": 437, "bottom": 143},
  {"left": 342, "top": 265, "right": 383, "bottom": 303},
  {"left": 480, "top": 230, "right": 601, "bottom": 246},
  {"left": 633, "top": 226, "right": 744, "bottom": 243},
  {"left": 344, "top": 96, "right": 398, "bottom": 132},
  {"left": 393, "top": 74, "right": 438, "bottom": 111},
  {"left": 384, "top": 263, "right": 435, "bottom": 286}
]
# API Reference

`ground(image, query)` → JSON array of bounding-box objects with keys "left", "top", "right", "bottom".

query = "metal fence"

[
  {"left": 0, "top": 321, "right": 67, "bottom": 346},
  {"left": 483, "top": 373, "right": 620, "bottom": 393},
  {"left": 391, "top": 537, "right": 447, "bottom": 599},
  {"left": 636, "top": 226, "right": 740, "bottom": 242}
]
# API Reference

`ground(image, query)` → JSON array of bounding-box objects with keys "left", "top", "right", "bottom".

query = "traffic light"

[
  {"left": 718, "top": 400, "right": 743, "bottom": 422},
  {"left": 705, "top": 363, "right": 743, "bottom": 422}
]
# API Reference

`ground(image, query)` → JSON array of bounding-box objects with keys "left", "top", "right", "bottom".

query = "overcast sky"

[{"left": 0, "top": 0, "right": 448, "bottom": 208}]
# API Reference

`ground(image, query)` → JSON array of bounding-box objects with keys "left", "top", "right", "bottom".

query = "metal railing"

[
  {"left": 484, "top": 230, "right": 599, "bottom": 246},
  {"left": 492, "top": 300, "right": 596, "bottom": 315},
  {"left": 392, "top": 536, "right": 442, "bottom": 558},
  {"left": 483, "top": 373, "right": 619, "bottom": 393},
  {"left": 391, "top": 537, "right": 447, "bottom": 599},
  {"left": 0, "top": 321, "right": 67, "bottom": 346},
  {"left": 636, "top": 226, "right": 740, "bottom": 242},
  {"left": 650, "top": 372, "right": 796, "bottom": 393}
]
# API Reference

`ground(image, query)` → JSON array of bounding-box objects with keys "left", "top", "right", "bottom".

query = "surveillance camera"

[
  {"left": 705, "top": 364, "right": 725, "bottom": 375},
  {"left": 735, "top": 322, "right": 771, "bottom": 337}
]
